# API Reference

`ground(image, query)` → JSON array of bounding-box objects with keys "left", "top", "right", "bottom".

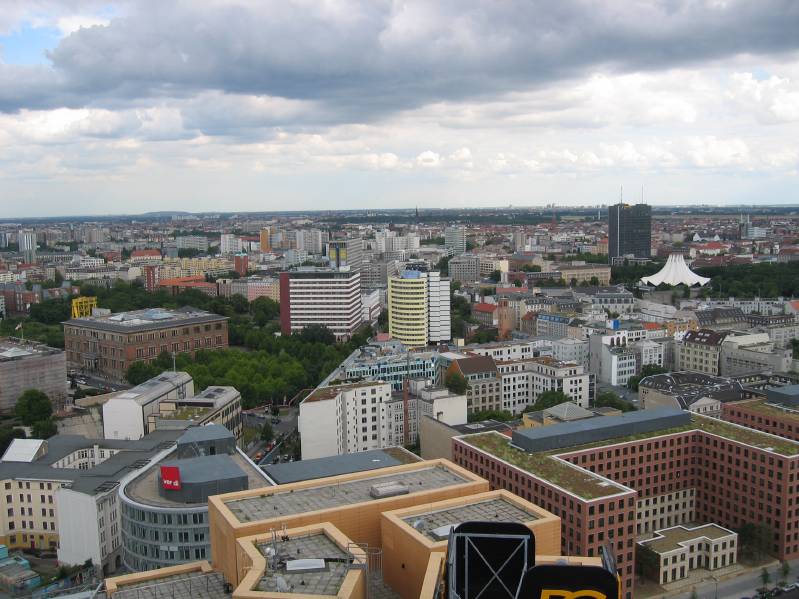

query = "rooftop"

[
  {"left": 0, "top": 337, "right": 63, "bottom": 360},
  {"left": 0, "top": 430, "right": 182, "bottom": 496},
  {"left": 64, "top": 306, "right": 227, "bottom": 333},
  {"left": 640, "top": 371, "right": 745, "bottom": 408},
  {"left": 109, "top": 569, "right": 226, "bottom": 599},
  {"left": 463, "top": 432, "right": 628, "bottom": 500},
  {"left": 256, "top": 533, "right": 352, "bottom": 595},
  {"left": 459, "top": 413, "right": 799, "bottom": 500},
  {"left": 111, "top": 371, "right": 192, "bottom": 407},
  {"left": 225, "top": 464, "right": 468, "bottom": 523},
  {"left": 401, "top": 497, "right": 539, "bottom": 541},
  {"left": 262, "top": 448, "right": 421, "bottom": 485},
  {"left": 303, "top": 381, "right": 386, "bottom": 404},
  {"left": 641, "top": 524, "right": 736, "bottom": 554},
  {"left": 124, "top": 448, "right": 268, "bottom": 508}
]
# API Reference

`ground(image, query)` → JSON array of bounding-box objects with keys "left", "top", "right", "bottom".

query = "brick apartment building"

[
  {"left": 453, "top": 408, "right": 799, "bottom": 599},
  {"left": 63, "top": 307, "right": 228, "bottom": 381}
]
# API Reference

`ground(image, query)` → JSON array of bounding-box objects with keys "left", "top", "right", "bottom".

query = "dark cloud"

[{"left": 2, "top": 0, "right": 798, "bottom": 124}]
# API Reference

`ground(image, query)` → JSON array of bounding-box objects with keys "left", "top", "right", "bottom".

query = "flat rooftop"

[
  {"left": 460, "top": 413, "right": 799, "bottom": 500},
  {"left": 401, "top": 497, "right": 539, "bottom": 541},
  {"left": 0, "top": 337, "right": 62, "bottom": 360},
  {"left": 262, "top": 447, "right": 420, "bottom": 485},
  {"left": 110, "top": 571, "right": 227, "bottom": 599},
  {"left": 643, "top": 524, "right": 735, "bottom": 554},
  {"left": 65, "top": 306, "right": 226, "bottom": 333},
  {"left": 731, "top": 399, "right": 799, "bottom": 423},
  {"left": 125, "top": 449, "right": 268, "bottom": 508},
  {"left": 304, "top": 381, "right": 385, "bottom": 403},
  {"left": 464, "top": 432, "right": 629, "bottom": 500},
  {"left": 256, "top": 533, "right": 351, "bottom": 596},
  {"left": 226, "top": 464, "right": 467, "bottom": 523}
]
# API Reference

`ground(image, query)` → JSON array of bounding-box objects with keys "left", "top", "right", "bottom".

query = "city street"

[{"left": 668, "top": 559, "right": 799, "bottom": 599}]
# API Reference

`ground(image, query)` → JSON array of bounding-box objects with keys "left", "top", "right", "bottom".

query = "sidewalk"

[{"left": 636, "top": 559, "right": 779, "bottom": 599}]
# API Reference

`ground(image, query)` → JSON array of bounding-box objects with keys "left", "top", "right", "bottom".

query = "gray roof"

[
  {"left": 640, "top": 371, "right": 745, "bottom": 408},
  {"left": 262, "top": 448, "right": 420, "bottom": 485},
  {"left": 177, "top": 423, "right": 232, "bottom": 444},
  {"left": 160, "top": 454, "right": 245, "bottom": 484},
  {"left": 511, "top": 407, "right": 691, "bottom": 453},
  {"left": 0, "top": 431, "right": 182, "bottom": 495},
  {"left": 64, "top": 306, "right": 227, "bottom": 333}
]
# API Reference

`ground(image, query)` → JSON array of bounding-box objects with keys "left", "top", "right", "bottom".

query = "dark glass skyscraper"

[{"left": 608, "top": 203, "right": 651, "bottom": 263}]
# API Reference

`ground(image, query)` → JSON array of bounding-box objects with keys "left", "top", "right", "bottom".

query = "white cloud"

[{"left": 416, "top": 150, "right": 441, "bottom": 168}]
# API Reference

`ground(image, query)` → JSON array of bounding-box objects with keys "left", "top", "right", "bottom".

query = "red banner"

[{"left": 161, "top": 465, "right": 181, "bottom": 490}]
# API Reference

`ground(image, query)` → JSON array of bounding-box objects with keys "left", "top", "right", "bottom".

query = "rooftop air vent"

[
  {"left": 369, "top": 481, "right": 409, "bottom": 499},
  {"left": 285, "top": 559, "right": 327, "bottom": 573}
]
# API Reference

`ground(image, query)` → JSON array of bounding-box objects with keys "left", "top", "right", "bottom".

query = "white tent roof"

[{"left": 641, "top": 253, "right": 711, "bottom": 287}]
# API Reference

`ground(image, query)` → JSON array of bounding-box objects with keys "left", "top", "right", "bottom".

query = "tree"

[
  {"left": 260, "top": 422, "right": 274, "bottom": 443},
  {"left": 126, "top": 361, "right": 160, "bottom": 385},
  {"left": 526, "top": 390, "right": 570, "bottom": 412},
  {"left": 488, "top": 270, "right": 502, "bottom": 283},
  {"left": 298, "top": 325, "right": 336, "bottom": 345},
  {"left": 0, "top": 427, "right": 26, "bottom": 454},
  {"left": 32, "top": 418, "right": 58, "bottom": 439},
  {"left": 781, "top": 561, "right": 790, "bottom": 584},
  {"left": 760, "top": 567, "right": 771, "bottom": 589},
  {"left": 589, "top": 276, "right": 600, "bottom": 286},
  {"left": 229, "top": 294, "right": 250, "bottom": 314},
  {"left": 446, "top": 372, "right": 469, "bottom": 395},
  {"left": 738, "top": 522, "right": 773, "bottom": 560},
  {"left": 468, "top": 409, "right": 513, "bottom": 423},
  {"left": 15, "top": 389, "right": 53, "bottom": 426},
  {"left": 595, "top": 391, "right": 636, "bottom": 412}
]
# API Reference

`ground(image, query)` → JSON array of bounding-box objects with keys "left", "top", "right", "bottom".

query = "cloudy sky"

[{"left": 1, "top": 0, "right": 798, "bottom": 217}]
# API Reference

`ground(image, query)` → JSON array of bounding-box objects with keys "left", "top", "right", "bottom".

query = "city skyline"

[{"left": 1, "top": 1, "right": 798, "bottom": 216}]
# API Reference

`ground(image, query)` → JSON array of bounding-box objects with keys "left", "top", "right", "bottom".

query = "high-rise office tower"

[
  {"left": 18, "top": 230, "right": 37, "bottom": 264},
  {"left": 279, "top": 268, "right": 362, "bottom": 340},
  {"left": 608, "top": 203, "right": 651, "bottom": 263},
  {"left": 259, "top": 227, "right": 271, "bottom": 252},
  {"left": 444, "top": 226, "right": 467, "bottom": 256},
  {"left": 327, "top": 238, "right": 363, "bottom": 273},
  {"left": 387, "top": 270, "right": 451, "bottom": 348}
]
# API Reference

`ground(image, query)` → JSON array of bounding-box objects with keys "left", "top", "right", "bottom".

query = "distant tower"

[{"left": 608, "top": 202, "right": 651, "bottom": 264}]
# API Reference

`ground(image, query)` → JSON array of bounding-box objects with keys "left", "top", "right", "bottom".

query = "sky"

[{"left": 0, "top": 1, "right": 798, "bottom": 217}]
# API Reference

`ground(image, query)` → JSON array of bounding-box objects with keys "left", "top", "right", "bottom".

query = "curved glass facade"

[{"left": 119, "top": 485, "right": 210, "bottom": 571}]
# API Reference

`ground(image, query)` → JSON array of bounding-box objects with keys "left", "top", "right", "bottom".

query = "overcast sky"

[{"left": 1, "top": 1, "right": 798, "bottom": 217}]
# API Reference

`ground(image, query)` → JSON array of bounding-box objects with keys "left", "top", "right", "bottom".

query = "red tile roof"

[{"left": 473, "top": 303, "right": 497, "bottom": 313}]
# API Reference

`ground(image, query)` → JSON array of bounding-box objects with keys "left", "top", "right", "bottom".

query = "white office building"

[
  {"left": 444, "top": 226, "right": 467, "bottom": 255},
  {"left": 299, "top": 380, "right": 466, "bottom": 459}
]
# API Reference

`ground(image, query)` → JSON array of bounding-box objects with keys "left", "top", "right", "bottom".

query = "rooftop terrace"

[
  {"left": 401, "top": 497, "right": 538, "bottom": 541},
  {"left": 256, "top": 533, "right": 351, "bottom": 596},
  {"left": 226, "top": 465, "right": 467, "bottom": 523}
]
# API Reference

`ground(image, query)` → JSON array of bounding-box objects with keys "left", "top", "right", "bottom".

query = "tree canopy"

[
  {"left": 595, "top": 391, "right": 636, "bottom": 412},
  {"left": 15, "top": 389, "right": 53, "bottom": 426},
  {"left": 445, "top": 372, "right": 468, "bottom": 395},
  {"left": 525, "top": 390, "right": 571, "bottom": 413}
]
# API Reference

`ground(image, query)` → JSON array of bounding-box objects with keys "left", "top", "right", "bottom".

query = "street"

[
  {"left": 668, "top": 559, "right": 799, "bottom": 599},
  {"left": 242, "top": 405, "right": 299, "bottom": 465}
]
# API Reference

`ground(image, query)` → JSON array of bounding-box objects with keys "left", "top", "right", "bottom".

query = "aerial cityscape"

[{"left": 1, "top": 2, "right": 799, "bottom": 599}]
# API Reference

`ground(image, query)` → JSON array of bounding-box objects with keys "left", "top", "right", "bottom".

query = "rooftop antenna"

[{"left": 641, "top": 185, "right": 644, "bottom": 205}]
